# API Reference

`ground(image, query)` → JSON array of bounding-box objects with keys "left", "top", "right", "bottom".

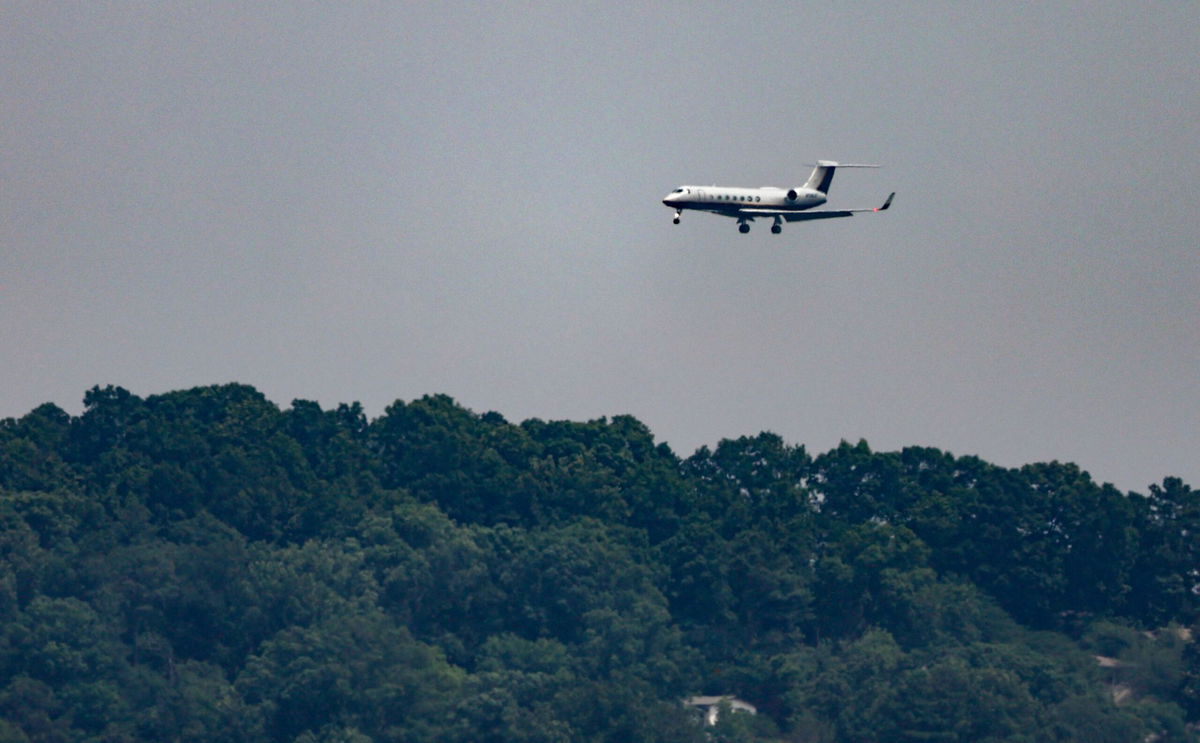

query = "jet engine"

[{"left": 786, "top": 189, "right": 800, "bottom": 202}]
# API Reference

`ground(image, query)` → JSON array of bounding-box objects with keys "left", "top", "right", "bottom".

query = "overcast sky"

[{"left": 3, "top": 3, "right": 1197, "bottom": 493}]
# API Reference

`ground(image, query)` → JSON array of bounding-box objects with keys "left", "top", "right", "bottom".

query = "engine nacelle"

[{"left": 786, "top": 188, "right": 800, "bottom": 202}]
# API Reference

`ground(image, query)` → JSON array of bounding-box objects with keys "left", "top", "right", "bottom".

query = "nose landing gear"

[{"left": 673, "top": 209, "right": 681, "bottom": 225}]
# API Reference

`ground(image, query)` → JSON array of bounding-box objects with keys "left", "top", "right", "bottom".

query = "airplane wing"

[{"left": 740, "top": 192, "right": 894, "bottom": 222}]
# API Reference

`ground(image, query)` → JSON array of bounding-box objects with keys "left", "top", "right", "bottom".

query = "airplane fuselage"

[
  {"left": 661, "top": 161, "right": 893, "bottom": 234},
  {"left": 662, "top": 186, "right": 827, "bottom": 216}
]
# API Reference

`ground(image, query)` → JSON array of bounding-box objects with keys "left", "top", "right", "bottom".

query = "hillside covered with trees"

[{"left": 1, "top": 383, "right": 1197, "bottom": 742}]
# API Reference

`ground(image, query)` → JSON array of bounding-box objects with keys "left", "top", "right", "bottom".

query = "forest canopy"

[{"left": 1, "top": 383, "right": 1197, "bottom": 742}]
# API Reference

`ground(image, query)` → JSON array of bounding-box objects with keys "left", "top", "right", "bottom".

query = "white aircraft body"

[{"left": 662, "top": 161, "right": 894, "bottom": 234}]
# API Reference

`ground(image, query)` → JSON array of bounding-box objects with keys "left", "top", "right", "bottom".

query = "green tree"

[
  {"left": 870, "top": 657, "right": 1039, "bottom": 742},
  {"left": 0, "top": 403, "right": 72, "bottom": 493},
  {"left": 236, "top": 611, "right": 464, "bottom": 742},
  {"left": 791, "top": 628, "right": 906, "bottom": 741},
  {"left": 1129, "top": 478, "right": 1200, "bottom": 625},
  {"left": 811, "top": 522, "right": 932, "bottom": 641},
  {"left": 1045, "top": 694, "right": 1147, "bottom": 743}
]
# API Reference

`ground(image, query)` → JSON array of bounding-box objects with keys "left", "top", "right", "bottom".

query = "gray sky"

[{"left": 4, "top": 3, "right": 1197, "bottom": 493}]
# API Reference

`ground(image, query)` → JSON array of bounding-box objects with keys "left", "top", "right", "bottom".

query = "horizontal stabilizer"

[{"left": 804, "top": 161, "right": 882, "bottom": 194}]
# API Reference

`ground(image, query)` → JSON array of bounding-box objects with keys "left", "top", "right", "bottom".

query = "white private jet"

[{"left": 662, "top": 161, "right": 894, "bottom": 234}]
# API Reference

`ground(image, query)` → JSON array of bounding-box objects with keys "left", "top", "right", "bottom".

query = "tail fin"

[{"left": 802, "top": 161, "right": 880, "bottom": 195}]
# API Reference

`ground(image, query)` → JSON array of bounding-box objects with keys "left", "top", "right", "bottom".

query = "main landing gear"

[{"left": 738, "top": 219, "right": 782, "bottom": 234}]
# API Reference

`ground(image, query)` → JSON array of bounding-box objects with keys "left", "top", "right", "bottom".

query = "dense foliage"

[{"left": 1, "top": 383, "right": 1196, "bottom": 742}]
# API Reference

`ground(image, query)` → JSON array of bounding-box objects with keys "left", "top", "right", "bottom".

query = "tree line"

[{"left": 1, "top": 383, "right": 1197, "bottom": 742}]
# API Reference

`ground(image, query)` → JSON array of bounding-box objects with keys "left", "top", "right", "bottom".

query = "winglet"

[{"left": 875, "top": 192, "right": 895, "bottom": 212}]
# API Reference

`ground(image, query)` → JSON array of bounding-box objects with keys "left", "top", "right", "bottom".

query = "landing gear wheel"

[
  {"left": 771, "top": 224, "right": 782, "bottom": 234},
  {"left": 738, "top": 223, "right": 750, "bottom": 234}
]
